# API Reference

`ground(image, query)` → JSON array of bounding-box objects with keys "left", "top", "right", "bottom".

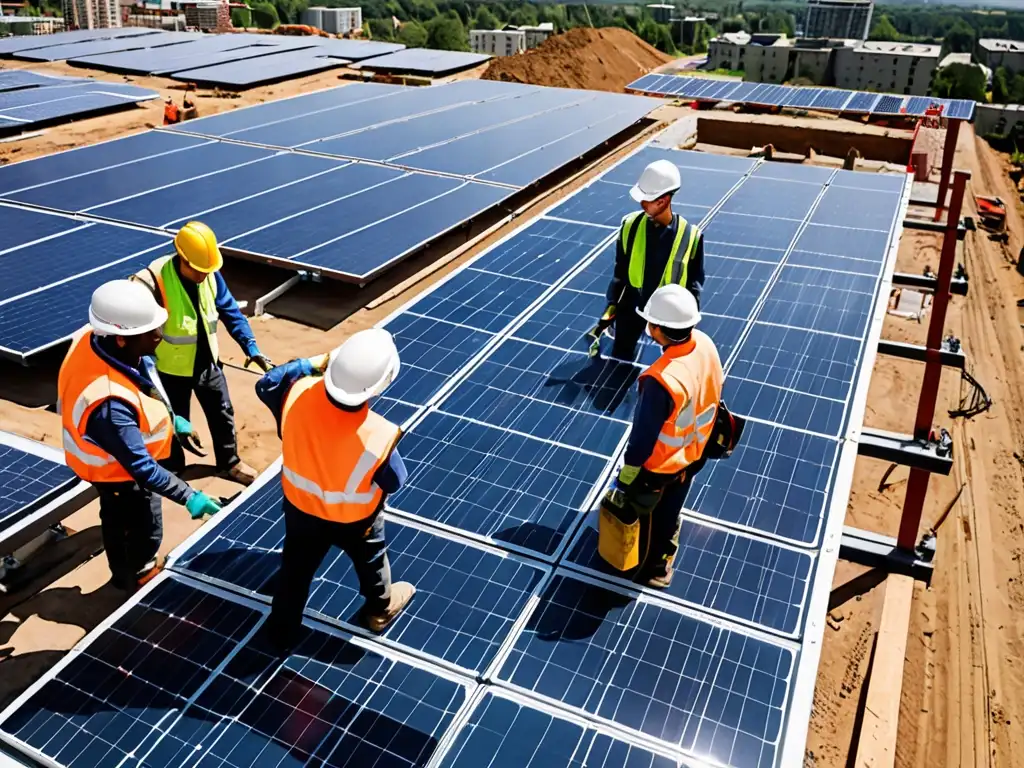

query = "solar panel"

[
  {"left": 358, "top": 48, "right": 492, "bottom": 76},
  {"left": 0, "top": 28, "right": 160, "bottom": 56},
  {"left": 0, "top": 431, "right": 85, "bottom": 551},
  {"left": 844, "top": 91, "right": 881, "bottom": 113},
  {"left": 68, "top": 35, "right": 287, "bottom": 75},
  {"left": 13, "top": 31, "right": 198, "bottom": 62},
  {"left": 0, "top": 574, "right": 473, "bottom": 768},
  {"left": 492, "top": 571, "right": 796, "bottom": 767},
  {"left": 0, "top": 81, "right": 157, "bottom": 131},
  {"left": 0, "top": 70, "right": 80, "bottom": 92},
  {"left": 873, "top": 94, "right": 906, "bottom": 114},
  {"left": 436, "top": 689, "right": 687, "bottom": 767},
  {"left": 171, "top": 50, "right": 349, "bottom": 89},
  {"left": 307, "top": 38, "right": 406, "bottom": 61}
]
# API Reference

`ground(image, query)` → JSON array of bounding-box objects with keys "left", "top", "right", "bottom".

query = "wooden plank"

[{"left": 855, "top": 573, "right": 916, "bottom": 768}]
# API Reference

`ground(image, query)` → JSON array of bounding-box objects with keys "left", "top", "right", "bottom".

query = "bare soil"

[{"left": 481, "top": 27, "right": 671, "bottom": 93}]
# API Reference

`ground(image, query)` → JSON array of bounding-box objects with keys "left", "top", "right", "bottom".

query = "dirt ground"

[
  {"left": 481, "top": 27, "right": 671, "bottom": 92},
  {"left": 1, "top": 57, "right": 1024, "bottom": 766}
]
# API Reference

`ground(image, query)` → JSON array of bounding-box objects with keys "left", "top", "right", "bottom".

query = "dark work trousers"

[
  {"left": 267, "top": 502, "right": 392, "bottom": 650},
  {"left": 162, "top": 362, "right": 239, "bottom": 473},
  {"left": 632, "top": 457, "right": 707, "bottom": 580},
  {"left": 611, "top": 291, "right": 646, "bottom": 362},
  {"left": 95, "top": 481, "right": 163, "bottom": 588}
]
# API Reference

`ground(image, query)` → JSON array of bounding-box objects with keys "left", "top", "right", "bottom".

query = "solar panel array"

[
  {"left": 356, "top": 49, "right": 492, "bottom": 76},
  {"left": 0, "top": 430, "right": 85, "bottom": 550},
  {"left": 0, "top": 80, "right": 656, "bottom": 361},
  {"left": 0, "top": 142, "right": 910, "bottom": 767},
  {"left": 627, "top": 73, "right": 977, "bottom": 121},
  {"left": 0, "top": 72, "right": 157, "bottom": 133}
]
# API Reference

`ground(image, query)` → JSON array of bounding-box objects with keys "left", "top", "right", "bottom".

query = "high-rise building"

[
  {"left": 63, "top": 0, "right": 121, "bottom": 29},
  {"left": 804, "top": 0, "right": 873, "bottom": 41}
]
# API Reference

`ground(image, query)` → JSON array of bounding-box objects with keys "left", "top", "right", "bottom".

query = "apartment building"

[
  {"left": 63, "top": 0, "right": 120, "bottom": 29},
  {"left": 707, "top": 31, "right": 750, "bottom": 71},
  {"left": 518, "top": 22, "right": 553, "bottom": 49},
  {"left": 470, "top": 29, "right": 526, "bottom": 58},
  {"left": 804, "top": 0, "right": 873, "bottom": 41},
  {"left": 977, "top": 39, "right": 1024, "bottom": 74},
  {"left": 300, "top": 7, "right": 361, "bottom": 34},
  {"left": 834, "top": 41, "right": 940, "bottom": 96}
]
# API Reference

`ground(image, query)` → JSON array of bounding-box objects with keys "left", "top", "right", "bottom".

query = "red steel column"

[
  {"left": 933, "top": 119, "right": 962, "bottom": 222},
  {"left": 897, "top": 169, "right": 970, "bottom": 551}
]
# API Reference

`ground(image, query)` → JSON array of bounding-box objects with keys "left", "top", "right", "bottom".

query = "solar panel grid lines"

[
  {"left": 356, "top": 49, "right": 492, "bottom": 76},
  {"left": 486, "top": 567, "right": 799, "bottom": 768},
  {"left": 170, "top": 50, "right": 350, "bottom": 89}
]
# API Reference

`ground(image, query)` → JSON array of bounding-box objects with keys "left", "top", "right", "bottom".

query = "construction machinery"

[{"left": 975, "top": 195, "right": 1009, "bottom": 242}]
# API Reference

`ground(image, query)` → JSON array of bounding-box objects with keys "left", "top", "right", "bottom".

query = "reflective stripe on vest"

[
  {"left": 638, "top": 329, "right": 724, "bottom": 475},
  {"left": 280, "top": 377, "right": 401, "bottom": 524},
  {"left": 148, "top": 255, "right": 220, "bottom": 376},
  {"left": 621, "top": 212, "right": 701, "bottom": 292},
  {"left": 57, "top": 331, "right": 174, "bottom": 483}
]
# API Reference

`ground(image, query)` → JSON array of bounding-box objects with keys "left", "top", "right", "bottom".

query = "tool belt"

[
  {"left": 598, "top": 470, "right": 674, "bottom": 572},
  {"left": 704, "top": 400, "right": 746, "bottom": 460}
]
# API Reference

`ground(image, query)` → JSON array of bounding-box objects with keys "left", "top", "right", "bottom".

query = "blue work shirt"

[
  {"left": 255, "top": 359, "right": 407, "bottom": 494},
  {"left": 174, "top": 261, "right": 259, "bottom": 371},
  {"left": 607, "top": 212, "right": 705, "bottom": 308},
  {"left": 83, "top": 335, "right": 194, "bottom": 505},
  {"left": 622, "top": 375, "right": 674, "bottom": 471}
]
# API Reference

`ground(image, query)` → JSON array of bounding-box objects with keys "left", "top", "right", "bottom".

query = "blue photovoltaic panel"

[
  {"left": 809, "top": 89, "right": 851, "bottom": 111},
  {"left": 720, "top": 177, "right": 823, "bottom": 220},
  {"left": 549, "top": 179, "right": 707, "bottom": 229},
  {"left": 686, "top": 420, "right": 840, "bottom": 545},
  {"left": 13, "top": 31, "right": 197, "bottom": 62},
  {"left": 565, "top": 511, "right": 813, "bottom": 635},
  {"left": 700, "top": 258, "right": 777, "bottom": 320},
  {"left": 310, "top": 39, "right": 405, "bottom": 61},
  {"left": 358, "top": 48, "right": 492, "bottom": 75},
  {"left": 0, "top": 70, "right": 78, "bottom": 92},
  {"left": 0, "top": 28, "right": 159, "bottom": 56},
  {"left": 606, "top": 146, "right": 755, "bottom": 183},
  {"left": 874, "top": 94, "right": 905, "bottom": 114},
  {"left": 172, "top": 473, "right": 548, "bottom": 675},
  {"left": 753, "top": 162, "right": 834, "bottom": 184},
  {"left": 628, "top": 73, "right": 661, "bottom": 93},
  {"left": 757, "top": 266, "right": 878, "bottom": 338},
  {"left": 0, "top": 204, "right": 85, "bottom": 252},
  {"left": 946, "top": 99, "right": 975, "bottom": 120},
  {"left": 704, "top": 212, "right": 803, "bottom": 251},
  {"left": 0, "top": 576, "right": 469, "bottom": 768},
  {"left": 793, "top": 223, "right": 891, "bottom": 262},
  {"left": 471, "top": 217, "right": 610, "bottom": 283},
  {"left": 390, "top": 411, "right": 608, "bottom": 558},
  {"left": 725, "top": 322, "right": 860, "bottom": 437},
  {"left": 0, "top": 436, "right": 76, "bottom": 541},
  {"left": 831, "top": 169, "right": 907, "bottom": 194},
  {"left": 172, "top": 50, "right": 347, "bottom": 88},
  {"left": 437, "top": 691, "right": 686, "bottom": 768},
  {"left": 496, "top": 572, "right": 794, "bottom": 767},
  {"left": 812, "top": 184, "right": 900, "bottom": 231},
  {"left": 844, "top": 91, "right": 881, "bottom": 113}
]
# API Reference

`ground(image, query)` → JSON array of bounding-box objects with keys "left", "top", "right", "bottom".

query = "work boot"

[
  {"left": 225, "top": 461, "right": 258, "bottom": 486},
  {"left": 364, "top": 582, "right": 416, "bottom": 633}
]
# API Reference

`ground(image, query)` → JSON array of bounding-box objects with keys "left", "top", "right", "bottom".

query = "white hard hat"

[
  {"left": 630, "top": 159, "right": 681, "bottom": 203},
  {"left": 89, "top": 279, "right": 168, "bottom": 337},
  {"left": 637, "top": 284, "right": 702, "bottom": 329},
  {"left": 324, "top": 328, "right": 401, "bottom": 407}
]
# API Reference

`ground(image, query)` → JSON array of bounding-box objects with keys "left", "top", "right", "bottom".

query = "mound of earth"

[{"left": 481, "top": 27, "right": 672, "bottom": 92}]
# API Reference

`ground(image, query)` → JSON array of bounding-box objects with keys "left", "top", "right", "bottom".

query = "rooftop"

[
  {"left": 978, "top": 38, "right": 1024, "bottom": 53},
  {"left": 856, "top": 41, "right": 942, "bottom": 57}
]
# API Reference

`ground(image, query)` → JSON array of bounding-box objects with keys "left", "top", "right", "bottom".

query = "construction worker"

[
  {"left": 134, "top": 221, "right": 270, "bottom": 486},
  {"left": 58, "top": 280, "right": 222, "bottom": 590},
  {"left": 255, "top": 328, "right": 415, "bottom": 652},
  {"left": 601, "top": 285, "right": 722, "bottom": 587},
  {"left": 598, "top": 159, "right": 706, "bottom": 361},
  {"left": 163, "top": 97, "right": 180, "bottom": 126}
]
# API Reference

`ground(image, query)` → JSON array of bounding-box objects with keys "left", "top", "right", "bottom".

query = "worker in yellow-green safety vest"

[
  {"left": 597, "top": 159, "right": 706, "bottom": 361},
  {"left": 133, "top": 221, "right": 272, "bottom": 486}
]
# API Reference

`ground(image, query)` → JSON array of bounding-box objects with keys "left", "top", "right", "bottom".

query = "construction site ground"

[{"left": 1, "top": 49, "right": 1024, "bottom": 766}]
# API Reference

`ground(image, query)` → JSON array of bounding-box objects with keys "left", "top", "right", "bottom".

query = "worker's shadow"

[
  {"left": 526, "top": 575, "right": 634, "bottom": 644},
  {"left": 543, "top": 354, "right": 640, "bottom": 420}
]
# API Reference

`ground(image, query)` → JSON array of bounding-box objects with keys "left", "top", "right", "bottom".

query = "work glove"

[
  {"left": 245, "top": 353, "right": 274, "bottom": 373},
  {"left": 186, "top": 491, "right": 222, "bottom": 520},
  {"left": 587, "top": 305, "right": 618, "bottom": 358},
  {"left": 601, "top": 304, "right": 617, "bottom": 323},
  {"left": 173, "top": 415, "right": 194, "bottom": 438},
  {"left": 173, "top": 416, "right": 207, "bottom": 457}
]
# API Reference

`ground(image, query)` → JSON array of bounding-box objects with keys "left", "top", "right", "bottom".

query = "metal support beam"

[
  {"left": 902, "top": 218, "right": 966, "bottom": 238},
  {"left": 858, "top": 427, "right": 953, "bottom": 475},
  {"left": 898, "top": 169, "right": 970, "bottom": 550},
  {"left": 892, "top": 271, "right": 968, "bottom": 296},
  {"left": 876, "top": 339, "right": 966, "bottom": 369},
  {"left": 840, "top": 526, "right": 935, "bottom": 584},
  {"left": 934, "top": 119, "right": 962, "bottom": 223}
]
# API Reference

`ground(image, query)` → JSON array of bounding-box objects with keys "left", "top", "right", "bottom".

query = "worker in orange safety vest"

[
  {"left": 255, "top": 328, "right": 414, "bottom": 653},
  {"left": 602, "top": 284, "right": 723, "bottom": 587},
  {"left": 58, "top": 280, "right": 222, "bottom": 590},
  {"left": 163, "top": 97, "right": 181, "bottom": 126}
]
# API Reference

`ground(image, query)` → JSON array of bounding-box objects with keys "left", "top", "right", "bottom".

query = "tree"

[
  {"left": 368, "top": 18, "right": 394, "bottom": 40},
  {"left": 932, "top": 63, "right": 986, "bottom": 103},
  {"left": 869, "top": 14, "right": 901, "bottom": 42},
  {"left": 994, "top": 66, "right": 1011, "bottom": 104},
  {"left": 251, "top": 0, "right": 279, "bottom": 29},
  {"left": 426, "top": 14, "right": 468, "bottom": 51},
  {"left": 509, "top": 6, "right": 538, "bottom": 27},
  {"left": 230, "top": 7, "right": 251, "bottom": 27},
  {"left": 944, "top": 19, "right": 976, "bottom": 55},
  {"left": 473, "top": 5, "right": 499, "bottom": 31},
  {"left": 397, "top": 18, "right": 428, "bottom": 47}
]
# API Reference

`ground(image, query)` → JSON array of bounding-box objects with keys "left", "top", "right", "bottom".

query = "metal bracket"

[
  {"left": 840, "top": 525, "right": 935, "bottom": 584},
  {"left": 902, "top": 218, "right": 965, "bottom": 238},
  {"left": 858, "top": 427, "right": 953, "bottom": 475},
  {"left": 892, "top": 271, "right": 968, "bottom": 296},
  {"left": 876, "top": 339, "right": 966, "bottom": 369}
]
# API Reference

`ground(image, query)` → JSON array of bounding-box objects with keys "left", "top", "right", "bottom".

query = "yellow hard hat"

[{"left": 174, "top": 221, "right": 223, "bottom": 273}]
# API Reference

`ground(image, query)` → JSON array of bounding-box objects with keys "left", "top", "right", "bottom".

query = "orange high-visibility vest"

[
  {"left": 57, "top": 331, "right": 174, "bottom": 484},
  {"left": 163, "top": 102, "right": 180, "bottom": 125},
  {"left": 281, "top": 377, "right": 401, "bottom": 523},
  {"left": 639, "top": 329, "right": 723, "bottom": 475}
]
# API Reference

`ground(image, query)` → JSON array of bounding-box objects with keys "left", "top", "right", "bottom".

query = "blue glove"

[
  {"left": 174, "top": 415, "right": 194, "bottom": 437},
  {"left": 186, "top": 491, "right": 221, "bottom": 520}
]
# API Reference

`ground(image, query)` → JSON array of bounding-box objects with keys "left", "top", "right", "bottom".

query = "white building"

[
  {"left": 301, "top": 6, "right": 361, "bottom": 35},
  {"left": 834, "top": 41, "right": 940, "bottom": 96},
  {"left": 977, "top": 39, "right": 1024, "bottom": 74},
  {"left": 471, "top": 28, "right": 525, "bottom": 58},
  {"left": 63, "top": 0, "right": 121, "bottom": 29},
  {"left": 707, "top": 31, "right": 750, "bottom": 71},
  {"left": 805, "top": 0, "right": 873, "bottom": 41},
  {"left": 516, "top": 22, "right": 553, "bottom": 50},
  {"left": 975, "top": 103, "right": 1024, "bottom": 137}
]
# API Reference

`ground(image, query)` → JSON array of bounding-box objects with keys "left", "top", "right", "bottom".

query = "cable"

[{"left": 948, "top": 368, "right": 993, "bottom": 419}]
